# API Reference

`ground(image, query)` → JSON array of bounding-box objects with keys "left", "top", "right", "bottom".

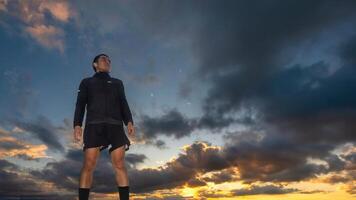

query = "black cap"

[{"left": 92, "top": 53, "right": 109, "bottom": 72}]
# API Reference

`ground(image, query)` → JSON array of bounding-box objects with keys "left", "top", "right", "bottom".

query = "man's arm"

[
  {"left": 119, "top": 80, "right": 134, "bottom": 126},
  {"left": 73, "top": 79, "right": 88, "bottom": 128}
]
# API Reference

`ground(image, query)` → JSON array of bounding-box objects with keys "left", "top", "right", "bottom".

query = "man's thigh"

[{"left": 83, "top": 147, "right": 101, "bottom": 165}]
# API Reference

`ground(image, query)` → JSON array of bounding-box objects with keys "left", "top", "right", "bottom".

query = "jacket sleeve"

[
  {"left": 119, "top": 80, "right": 134, "bottom": 126},
  {"left": 73, "top": 79, "right": 88, "bottom": 128}
]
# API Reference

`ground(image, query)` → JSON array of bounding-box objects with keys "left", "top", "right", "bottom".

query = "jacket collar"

[{"left": 93, "top": 71, "right": 111, "bottom": 79}]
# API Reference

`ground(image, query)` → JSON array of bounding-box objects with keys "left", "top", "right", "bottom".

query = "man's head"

[{"left": 92, "top": 53, "right": 111, "bottom": 73}]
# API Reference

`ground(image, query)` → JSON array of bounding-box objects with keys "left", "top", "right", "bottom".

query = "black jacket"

[{"left": 73, "top": 71, "right": 134, "bottom": 128}]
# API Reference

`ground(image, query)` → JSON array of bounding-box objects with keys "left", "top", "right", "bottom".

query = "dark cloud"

[
  {"left": 30, "top": 150, "right": 83, "bottom": 192},
  {"left": 4, "top": 115, "right": 65, "bottom": 152},
  {"left": 186, "top": 178, "right": 206, "bottom": 187},
  {"left": 139, "top": 108, "right": 198, "bottom": 141},
  {"left": 192, "top": 0, "right": 356, "bottom": 76},
  {"left": 0, "top": 159, "right": 71, "bottom": 199},
  {"left": 111, "top": 130, "right": 352, "bottom": 194},
  {"left": 223, "top": 131, "right": 339, "bottom": 183},
  {"left": 28, "top": 148, "right": 164, "bottom": 194},
  {"left": 338, "top": 34, "right": 356, "bottom": 65},
  {"left": 130, "top": 1, "right": 356, "bottom": 162},
  {"left": 196, "top": 189, "right": 229, "bottom": 199},
  {"left": 322, "top": 174, "right": 353, "bottom": 184},
  {"left": 3, "top": 138, "right": 353, "bottom": 198},
  {"left": 136, "top": 108, "right": 255, "bottom": 148},
  {"left": 201, "top": 169, "right": 236, "bottom": 184},
  {"left": 27, "top": 142, "right": 223, "bottom": 194},
  {"left": 125, "top": 153, "right": 147, "bottom": 167},
  {"left": 125, "top": 124, "right": 349, "bottom": 192},
  {"left": 231, "top": 184, "right": 299, "bottom": 196},
  {"left": 124, "top": 141, "right": 227, "bottom": 193}
]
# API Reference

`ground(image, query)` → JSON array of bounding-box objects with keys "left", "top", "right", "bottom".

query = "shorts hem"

[
  {"left": 83, "top": 144, "right": 109, "bottom": 152},
  {"left": 108, "top": 143, "right": 130, "bottom": 154}
]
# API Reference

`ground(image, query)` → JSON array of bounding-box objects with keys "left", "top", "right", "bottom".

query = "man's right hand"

[{"left": 73, "top": 126, "right": 83, "bottom": 143}]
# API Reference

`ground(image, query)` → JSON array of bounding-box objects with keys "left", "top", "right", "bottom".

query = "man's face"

[{"left": 96, "top": 55, "right": 111, "bottom": 72}]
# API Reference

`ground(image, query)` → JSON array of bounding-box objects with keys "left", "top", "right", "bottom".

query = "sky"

[{"left": 0, "top": 0, "right": 355, "bottom": 199}]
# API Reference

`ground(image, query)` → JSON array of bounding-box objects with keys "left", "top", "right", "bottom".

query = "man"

[{"left": 73, "top": 53, "right": 135, "bottom": 200}]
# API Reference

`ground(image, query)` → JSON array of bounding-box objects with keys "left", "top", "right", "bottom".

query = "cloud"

[
  {"left": 201, "top": 168, "right": 237, "bottom": 184},
  {"left": 0, "top": 135, "right": 49, "bottom": 160},
  {"left": 140, "top": 109, "right": 197, "bottom": 141},
  {"left": 125, "top": 153, "right": 147, "bottom": 167},
  {"left": 4, "top": 115, "right": 65, "bottom": 152},
  {"left": 0, "top": 0, "right": 7, "bottom": 12},
  {"left": 127, "top": 2, "right": 356, "bottom": 195},
  {"left": 0, "top": 137, "right": 353, "bottom": 198},
  {"left": 38, "top": 1, "right": 71, "bottom": 22},
  {"left": 0, "top": 0, "right": 75, "bottom": 53},
  {"left": 25, "top": 24, "right": 65, "bottom": 53},
  {"left": 29, "top": 140, "right": 351, "bottom": 194},
  {"left": 0, "top": 159, "right": 73, "bottom": 199},
  {"left": 28, "top": 149, "right": 156, "bottom": 196},
  {"left": 124, "top": 0, "right": 356, "bottom": 129},
  {"left": 26, "top": 142, "right": 225, "bottom": 195},
  {"left": 231, "top": 184, "right": 299, "bottom": 196},
  {"left": 133, "top": 110, "right": 193, "bottom": 147}
]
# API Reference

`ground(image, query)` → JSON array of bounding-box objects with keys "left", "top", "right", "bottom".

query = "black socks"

[
  {"left": 118, "top": 186, "right": 130, "bottom": 200},
  {"left": 78, "top": 187, "right": 90, "bottom": 200},
  {"left": 79, "top": 186, "right": 129, "bottom": 199}
]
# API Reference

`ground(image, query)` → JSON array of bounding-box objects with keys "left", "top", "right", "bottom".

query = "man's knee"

[
  {"left": 112, "top": 159, "right": 125, "bottom": 170},
  {"left": 83, "top": 158, "right": 97, "bottom": 172}
]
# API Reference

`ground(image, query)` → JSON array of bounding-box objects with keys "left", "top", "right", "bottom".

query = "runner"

[{"left": 73, "top": 53, "right": 135, "bottom": 200}]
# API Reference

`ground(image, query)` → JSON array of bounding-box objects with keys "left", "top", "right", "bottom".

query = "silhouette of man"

[{"left": 73, "top": 53, "right": 135, "bottom": 200}]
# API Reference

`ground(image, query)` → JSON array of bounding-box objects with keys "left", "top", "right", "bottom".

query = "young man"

[{"left": 73, "top": 53, "right": 135, "bottom": 200}]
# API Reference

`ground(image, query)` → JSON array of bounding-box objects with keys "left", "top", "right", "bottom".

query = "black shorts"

[{"left": 82, "top": 123, "right": 131, "bottom": 154}]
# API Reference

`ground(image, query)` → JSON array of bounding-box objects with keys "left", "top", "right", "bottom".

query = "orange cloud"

[
  {"left": 38, "top": 1, "right": 71, "bottom": 22},
  {"left": 26, "top": 24, "right": 65, "bottom": 53},
  {"left": 0, "top": 0, "right": 7, "bottom": 12},
  {"left": 0, "top": 0, "right": 74, "bottom": 53},
  {"left": 0, "top": 136, "right": 50, "bottom": 160}
]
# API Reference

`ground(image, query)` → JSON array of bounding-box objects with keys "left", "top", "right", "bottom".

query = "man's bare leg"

[
  {"left": 78, "top": 146, "right": 101, "bottom": 200},
  {"left": 110, "top": 145, "right": 129, "bottom": 185},
  {"left": 80, "top": 146, "right": 101, "bottom": 187},
  {"left": 110, "top": 145, "right": 130, "bottom": 199}
]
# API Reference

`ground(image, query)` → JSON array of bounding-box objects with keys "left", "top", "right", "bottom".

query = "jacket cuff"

[
  {"left": 125, "top": 120, "right": 134, "bottom": 126},
  {"left": 73, "top": 122, "right": 82, "bottom": 128}
]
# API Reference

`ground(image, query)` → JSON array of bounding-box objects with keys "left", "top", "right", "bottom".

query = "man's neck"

[
  {"left": 97, "top": 70, "right": 109, "bottom": 73},
  {"left": 94, "top": 71, "right": 111, "bottom": 79}
]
